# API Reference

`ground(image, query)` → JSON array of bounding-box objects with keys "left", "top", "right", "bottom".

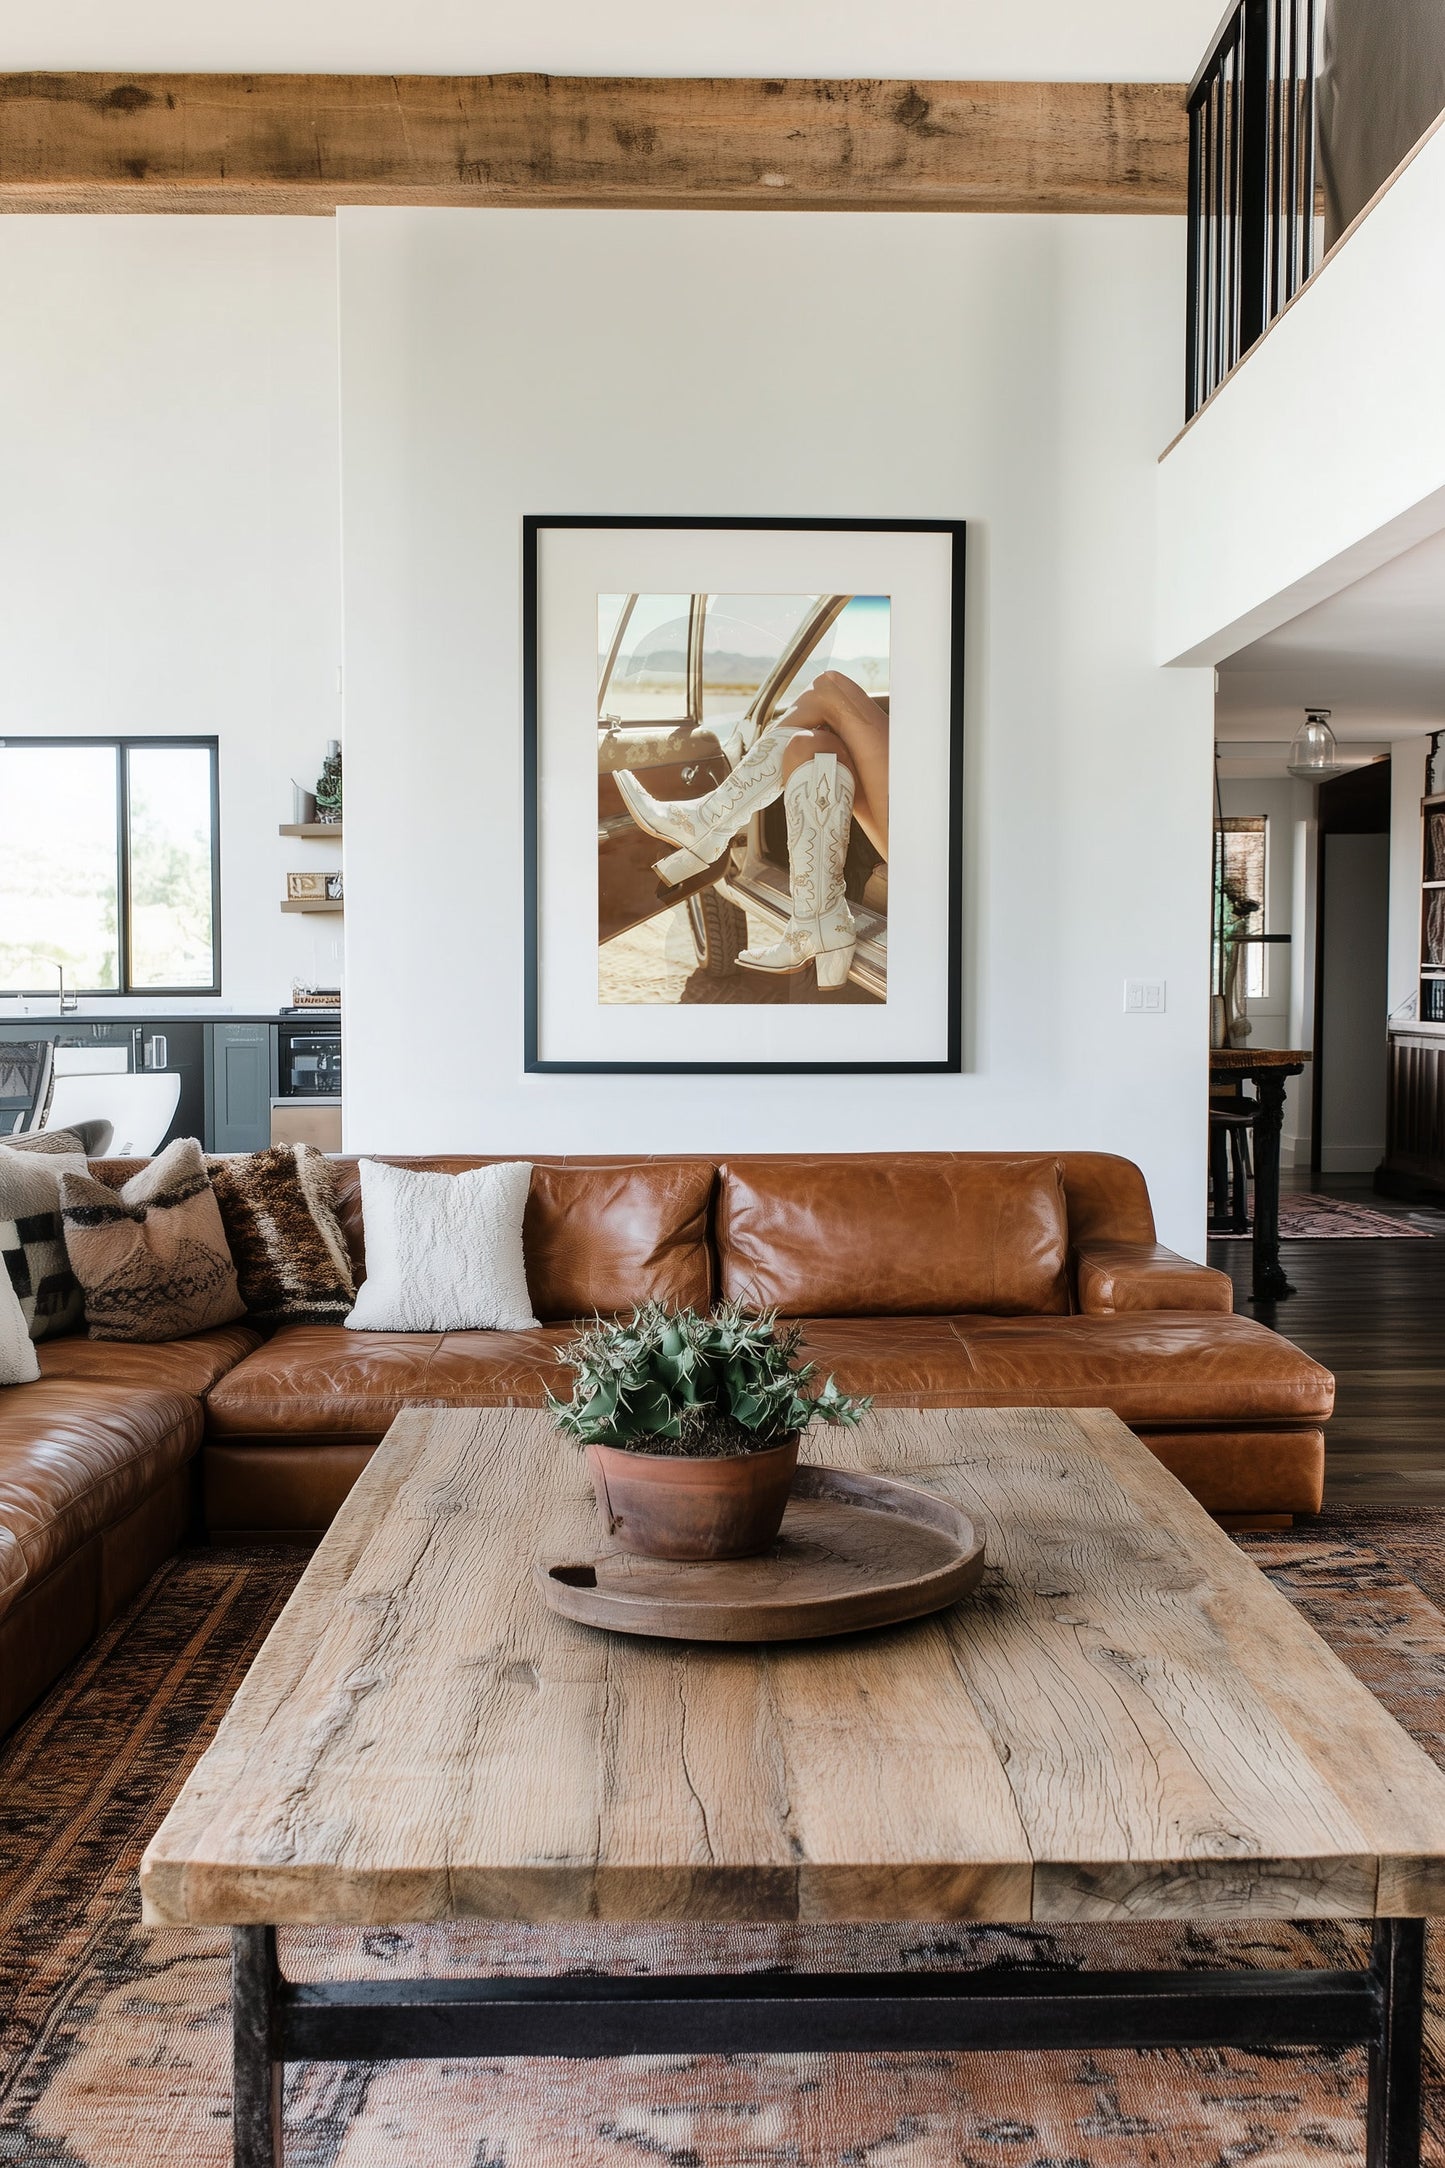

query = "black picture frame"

[{"left": 523, "top": 515, "right": 965, "bottom": 1074}]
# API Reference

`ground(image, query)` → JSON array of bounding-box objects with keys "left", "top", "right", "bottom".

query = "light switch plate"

[{"left": 1124, "top": 979, "right": 1166, "bottom": 1013}]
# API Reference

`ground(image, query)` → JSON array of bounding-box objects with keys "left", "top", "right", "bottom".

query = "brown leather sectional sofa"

[{"left": 0, "top": 1150, "right": 1334, "bottom": 1735}]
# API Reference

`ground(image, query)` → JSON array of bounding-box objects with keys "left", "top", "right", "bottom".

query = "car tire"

[{"left": 687, "top": 887, "right": 748, "bottom": 977}]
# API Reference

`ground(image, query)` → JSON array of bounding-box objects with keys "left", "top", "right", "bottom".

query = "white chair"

[
  {"left": 41, "top": 1073, "right": 181, "bottom": 1158},
  {"left": 51, "top": 1047, "right": 129, "bottom": 1077}
]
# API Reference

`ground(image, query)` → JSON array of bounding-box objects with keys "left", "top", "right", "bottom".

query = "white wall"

[
  {"left": 1389, "top": 734, "right": 1431, "bottom": 1020},
  {"left": 0, "top": 218, "right": 343, "bottom": 1015},
  {"left": 1157, "top": 119, "right": 1445, "bottom": 668},
  {"left": 337, "top": 208, "right": 1215, "bottom": 1253},
  {"left": 5, "top": 0, "right": 1225, "bottom": 79}
]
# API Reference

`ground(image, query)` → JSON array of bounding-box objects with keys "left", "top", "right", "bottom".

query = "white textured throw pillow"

[
  {"left": 345, "top": 1159, "right": 538, "bottom": 1333},
  {"left": 0, "top": 1248, "right": 40, "bottom": 1384}
]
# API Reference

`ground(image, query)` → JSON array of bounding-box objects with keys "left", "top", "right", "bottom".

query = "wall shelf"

[
  {"left": 280, "top": 898, "right": 343, "bottom": 914},
  {"left": 279, "top": 823, "right": 343, "bottom": 839}
]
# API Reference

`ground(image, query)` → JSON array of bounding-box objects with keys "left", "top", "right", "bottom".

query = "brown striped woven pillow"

[
  {"left": 206, "top": 1144, "right": 355, "bottom": 1324},
  {"left": 59, "top": 1138, "right": 245, "bottom": 1342}
]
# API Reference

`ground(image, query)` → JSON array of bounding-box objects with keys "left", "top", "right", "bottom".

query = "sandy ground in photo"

[{"left": 598, "top": 903, "right": 881, "bottom": 1006}]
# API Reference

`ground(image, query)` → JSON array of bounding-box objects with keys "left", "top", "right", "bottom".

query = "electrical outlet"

[{"left": 1124, "top": 979, "right": 1166, "bottom": 1014}]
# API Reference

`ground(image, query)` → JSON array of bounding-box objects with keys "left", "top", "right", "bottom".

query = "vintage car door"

[{"left": 597, "top": 593, "right": 734, "bottom": 944}]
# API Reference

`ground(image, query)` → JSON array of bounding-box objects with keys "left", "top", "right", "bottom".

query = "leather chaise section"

[
  {"left": 945, "top": 1314, "right": 1333, "bottom": 1427},
  {"left": 797, "top": 1312, "right": 1331, "bottom": 1426},
  {"left": 0, "top": 1381, "right": 201, "bottom": 1623}
]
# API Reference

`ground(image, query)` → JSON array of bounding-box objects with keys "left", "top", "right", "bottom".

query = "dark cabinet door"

[{"left": 206, "top": 1024, "right": 273, "bottom": 1154}]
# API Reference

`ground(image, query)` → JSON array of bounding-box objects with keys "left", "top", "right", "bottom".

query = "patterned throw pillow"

[
  {"left": 206, "top": 1144, "right": 356, "bottom": 1324},
  {"left": 59, "top": 1138, "right": 246, "bottom": 1343},
  {"left": 0, "top": 1145, "right": 87, "bottom": 1342}
]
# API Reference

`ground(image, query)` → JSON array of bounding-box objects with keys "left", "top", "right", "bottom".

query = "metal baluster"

[{"left": 1301, "top": 0, "right": 1318, "bottom": 278}]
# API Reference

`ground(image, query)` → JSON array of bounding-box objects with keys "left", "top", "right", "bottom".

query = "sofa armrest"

[{"left": 1073, "top": 1241, "right": 1233, "bottom": 1316}]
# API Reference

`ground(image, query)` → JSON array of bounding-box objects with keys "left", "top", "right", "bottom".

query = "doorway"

[{"left": 1312, "top": 760, "right": 1391, "bottom": 1178}]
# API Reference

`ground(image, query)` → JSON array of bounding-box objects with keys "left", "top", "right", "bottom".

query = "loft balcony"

[
  {"left": 1160, "top": 3, "right": 1445, "bottom": 671},
  {"left": 1185, "top": 0, "right": 1445, "bottom": 421}
]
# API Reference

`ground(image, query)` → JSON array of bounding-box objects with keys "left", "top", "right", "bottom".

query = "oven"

[{"left": 275, "top": 1023, "right": 341, "bottom": 1100}]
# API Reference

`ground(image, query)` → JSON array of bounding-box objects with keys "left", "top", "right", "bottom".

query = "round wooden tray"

[{"left": 535, "top": 1464, "right": 985, "bottom": 1643}]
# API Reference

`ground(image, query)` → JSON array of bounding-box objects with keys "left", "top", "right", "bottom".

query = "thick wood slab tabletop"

[
  {"left": 1209, "top": 1048, "right": 1311, "bottom": 1069},
  {"left": 140, "top": 1405, "right": 1445, "bottom": 1929}
]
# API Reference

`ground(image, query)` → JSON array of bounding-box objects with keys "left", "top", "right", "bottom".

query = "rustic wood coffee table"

[{"left": 142, "top": 1405, "right": 1445, "bottom": 2168}]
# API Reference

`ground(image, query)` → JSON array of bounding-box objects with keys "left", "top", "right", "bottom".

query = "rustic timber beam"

[{"left": 0, "top": 74, "right": 1188, "bottom": 216}]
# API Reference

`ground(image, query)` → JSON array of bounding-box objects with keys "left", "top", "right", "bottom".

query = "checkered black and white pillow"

[{"left": 0, "top": 1147, "right": 87, "bottom": 1341}]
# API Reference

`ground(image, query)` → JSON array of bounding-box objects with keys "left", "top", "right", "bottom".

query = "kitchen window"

[{"left": 0, "top": 738, "right": 220, "bottom": 996}]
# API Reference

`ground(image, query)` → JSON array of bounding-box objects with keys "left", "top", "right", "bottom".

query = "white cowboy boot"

[
  {"left": 614, "top": 730, "right": 789, "bottom": 886},
  {"left": 738, "top": 753, "right": 857, "bottom": 989}
]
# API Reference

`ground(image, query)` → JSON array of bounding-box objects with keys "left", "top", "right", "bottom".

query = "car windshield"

[
  {"left": 769, "top": 594, "right": 891, "bottom": 716},
  {"left": 700, "top": 595, "right": 822, "bottom": 725}
]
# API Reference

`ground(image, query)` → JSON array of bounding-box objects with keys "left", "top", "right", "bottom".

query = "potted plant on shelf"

[{"left": 547, "top": 1302, "right": 871, "bottom": 1561}]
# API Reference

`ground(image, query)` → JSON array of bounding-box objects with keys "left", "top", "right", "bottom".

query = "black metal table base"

[{"left": 233, "top": 1916, "right": 1426, "bottom": 2167}]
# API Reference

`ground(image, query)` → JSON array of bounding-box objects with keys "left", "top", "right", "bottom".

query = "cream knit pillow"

[{"left": 344, "top": 1159, "right": 538, "bottom": 1333}]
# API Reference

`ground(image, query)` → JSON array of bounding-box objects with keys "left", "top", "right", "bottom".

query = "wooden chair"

[{"left": 1208, "top": 1081, "right": 1258, "bottom": 1234}]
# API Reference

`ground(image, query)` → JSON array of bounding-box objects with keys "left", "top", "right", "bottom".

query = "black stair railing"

[{"left": 1186, "top": 0, "right": 1318, "bottom": 418}]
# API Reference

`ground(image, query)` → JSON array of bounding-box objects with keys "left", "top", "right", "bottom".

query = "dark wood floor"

[{"left": 1208, "top": 1176, "right": 1445, "bottom": 1507}]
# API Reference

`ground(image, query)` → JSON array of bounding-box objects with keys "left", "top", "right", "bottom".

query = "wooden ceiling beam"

[{"left": 0, "top": 73, "right": 1188, "bottom": 216}]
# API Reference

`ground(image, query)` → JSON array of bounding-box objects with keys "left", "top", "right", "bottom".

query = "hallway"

[{"left": 1209, "top": 1176, "right": 1445, "bottom": 1506}]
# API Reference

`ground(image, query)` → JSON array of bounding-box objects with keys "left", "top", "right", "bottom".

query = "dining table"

[{"left": 1209, "top": 1047, "right": 1311, "bottom": 1302}]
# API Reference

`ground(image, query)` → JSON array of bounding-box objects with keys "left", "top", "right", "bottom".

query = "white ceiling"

[
  {"left": 0, "top": 0, "right": 1227, "bottom": 80},
  {"left": 1215, "top": 522, "right": 1445, "bottom": 768}
]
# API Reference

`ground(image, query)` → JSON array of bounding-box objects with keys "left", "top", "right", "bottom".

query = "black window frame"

[{"left": 0, "top": 734, "right": 222, "bottom": 997}]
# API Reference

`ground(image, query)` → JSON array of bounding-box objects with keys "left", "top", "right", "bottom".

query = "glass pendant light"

[{"left": 1287, "top": 708, "right": 1339, "bottom": 781}]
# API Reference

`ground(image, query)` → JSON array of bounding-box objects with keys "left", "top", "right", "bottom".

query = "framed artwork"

[
  {"left": 286, "top": 872, "right": 328, "bottom": 900},
  {"left": 524, "top": 516, "right": 965, "bottom": 1073}
]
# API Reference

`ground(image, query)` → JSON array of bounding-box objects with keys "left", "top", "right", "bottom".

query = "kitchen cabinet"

[{"left": 205, "top": 1024, "right": 274, "bottom": 1155}]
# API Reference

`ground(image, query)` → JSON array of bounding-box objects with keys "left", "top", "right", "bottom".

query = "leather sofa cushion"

[
  {"left": 718, "top": 1155, "right": 1071, "bottom": 1316},
  {"left": 0, "top": 1380, "right": 201, "bottom": 1622},
  {"left": 37, "top": 1322, "right": 262, "bottom": 1397},
  {"left": 326, "top": 1157, "right": 714, "bottom": 1321},
  {"left": 205, "top": 1309, "right": 1330, "bottom": 1448},
  {"left": 798, "top": 1312, "right": 1333, "bottom": 1426},
  {"left": 205, "top": 1323, "right": 573, "bottom": 1440}
]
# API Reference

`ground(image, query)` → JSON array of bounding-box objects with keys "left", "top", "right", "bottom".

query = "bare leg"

[{"left": 773, "top": 673, "right": 888, "bottom": 855}]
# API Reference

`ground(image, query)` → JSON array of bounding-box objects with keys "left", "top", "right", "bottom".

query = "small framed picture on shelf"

[
  {"left": 325, "top": 873, "right": 344, "bottom": 901},
  {"left": 286, "top": 872, "right": 328, "bottom": 900}
]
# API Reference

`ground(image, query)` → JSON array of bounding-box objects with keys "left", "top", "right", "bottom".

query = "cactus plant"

[{"left": 547, "top": 1300, "right": 870, "bottom": 1457}]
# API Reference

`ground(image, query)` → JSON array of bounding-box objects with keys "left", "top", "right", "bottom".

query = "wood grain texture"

[
  {"left": 139, "top": 1404, "right": 1445, "bottom": 1930},
  {"left": 0, "top": 74, "right": 1188, "bottom": 216},
  {"left": 1210, "top": 1049, "right": 1312, "bottom": 1071}
]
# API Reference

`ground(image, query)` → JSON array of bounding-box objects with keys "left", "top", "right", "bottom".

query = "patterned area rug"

[
  {"left": 3, "top": 1522, "right": 1445, "bottom": 2166},
  {"left": 1213, "top": 1190, "right": 1436, "bottom": 1237}
]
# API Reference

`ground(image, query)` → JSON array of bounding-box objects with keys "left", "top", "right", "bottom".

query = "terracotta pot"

[{"left": 586, "top": 1433, "right": 800, "bottom": 1561}]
